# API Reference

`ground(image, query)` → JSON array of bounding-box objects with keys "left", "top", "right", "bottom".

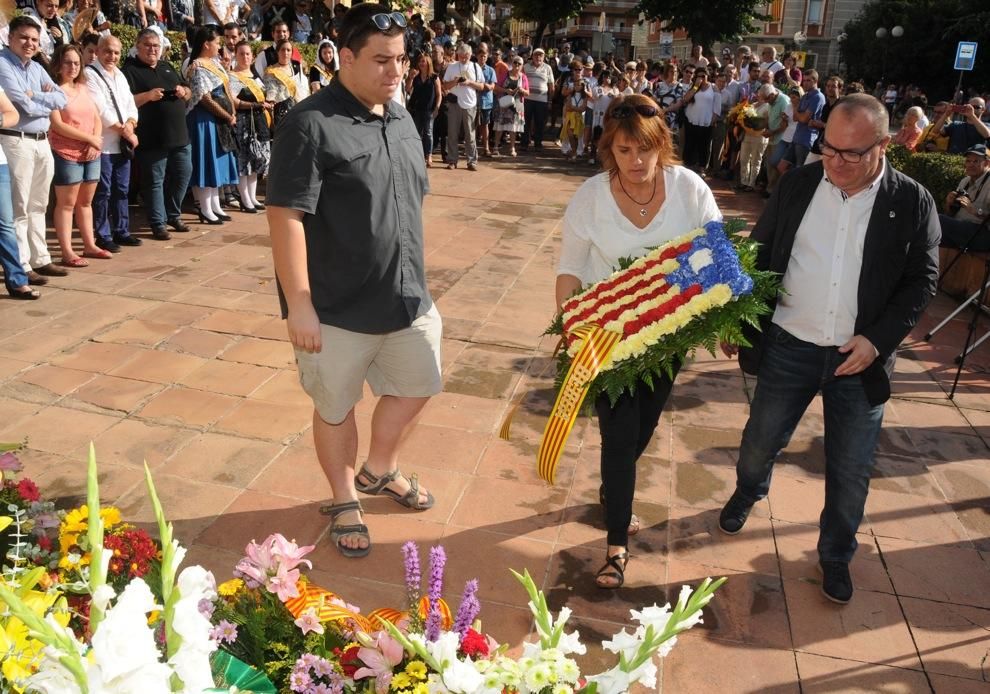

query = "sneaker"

[
  {"left": 112, "top": 235, "right": 142, "bottom": 247},
  {"left": 819, "top": 561, "right": 853, "bottom": 604},
  {"left": 466, "top": 162, "right": 478, "bottom": 171},
  {"left": 96, "top": 237, "right": 121, "bottom": 253},
  {"left": 150, "top": 226, "right": 171, "bottom": 241},
  {"left": 718, "top": 490, "right": 754, "bottom": 535}
]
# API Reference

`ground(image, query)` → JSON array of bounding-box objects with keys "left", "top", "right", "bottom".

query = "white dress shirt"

[
  {"left": 773, "top": 162, "right": 886, "bottom": 346},
  {"left": 86, "top": 62, "right": 139, "bottom": 155}
]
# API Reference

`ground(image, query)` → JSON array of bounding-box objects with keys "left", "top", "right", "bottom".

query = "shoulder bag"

[{"left": 86, "top": 65, "right": 134, "bottom": 159}]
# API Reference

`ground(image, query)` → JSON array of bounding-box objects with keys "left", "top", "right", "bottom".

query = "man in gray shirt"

[{"left": 267, "top": 3, "right": 441, "bottom": 559}]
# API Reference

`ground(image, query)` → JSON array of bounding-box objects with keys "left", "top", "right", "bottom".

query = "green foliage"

[
  {"left": 508, "top": 0, "right": 587, "bottom": 46},
  {"left": 547, "top": 218, "right": 780, "bottom": 406},
  {"left": 886, "top": 144, "right": 966, "bottom": 208},
  {"left": 840, "top": 0, "right": 989, "bottom": 98},
  {"left": 637, "top": 0, "right": 769, "bottom": 48}
]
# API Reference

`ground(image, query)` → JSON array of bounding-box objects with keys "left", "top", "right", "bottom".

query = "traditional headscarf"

[{"left": 316, "top": 38, "right": 337, "bottom": 74}]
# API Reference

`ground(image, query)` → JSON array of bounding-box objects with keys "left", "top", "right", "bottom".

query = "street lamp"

[{"left": 875, "top": 25, "right": 903, "bottom": 84}]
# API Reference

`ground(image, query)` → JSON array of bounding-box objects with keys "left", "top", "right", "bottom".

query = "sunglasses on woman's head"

[
  {"left": 610, "top": 103, "right": 660, "bottom": 119},
  {"left": 371, "top": 11, "right": 407, "bottom": 31}
]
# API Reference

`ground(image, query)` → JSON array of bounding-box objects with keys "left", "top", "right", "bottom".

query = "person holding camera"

[
  {"left": 939, "top": 144, "right": 990, "bottom": 251},
  {"left": 123, "top": 27, "right": 192, "bottom": 240},
  {"left": 441, "top": 42, "right": 485, "bottom": 170},
  {"left": 941, "top": 98, "right": 990, "bottom": 154}
]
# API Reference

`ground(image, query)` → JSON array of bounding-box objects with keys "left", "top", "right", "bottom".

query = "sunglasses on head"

[
  {"left": 370, "top": 11, "right": 407, "bottom": 31},
  {"left": 610, "top": 103, "right": 660, "bottom": 119}
]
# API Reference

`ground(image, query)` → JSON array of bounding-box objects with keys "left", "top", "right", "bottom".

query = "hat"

[
  {"left": 584, "top": 55, "right": 594, "bottom": 67},
  {"left": 965, "top": 144, "right": 989, "bottom": 158},
  {"left": 532, "top": 47, "right": 545, "bottom": 55}
]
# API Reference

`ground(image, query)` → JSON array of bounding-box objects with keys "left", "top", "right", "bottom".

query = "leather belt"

[{"left": 0, "top": 129, "right": 47, "bottom": 140}]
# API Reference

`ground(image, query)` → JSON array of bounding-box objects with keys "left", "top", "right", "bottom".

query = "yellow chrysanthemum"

[
  {"left": 405, "top": 661, "right": 427, "bottom": 680},
  {"left": 411, "top": 684, "right": 429, "bottom": 694},
  {"left": 218, "top": 578, "right": 244, "bottom": 597},
  {"left": 60, "top": 506, "right": 88, "bottom": 534},
  {"left": 390, "top": 672, "right": 412, "bottom": 690}
]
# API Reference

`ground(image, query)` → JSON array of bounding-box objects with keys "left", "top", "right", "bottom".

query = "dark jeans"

[
  {"left": 136, "top": 144, "right": 192, "bottom": 228},
  {"left": 521, "top": 100, "right": 548, "bottom": 148},
  {"left": 683, "top": 122, "right": 714, "bottom": 169},
  {"left": 939, "top": 213, "right": 990, "bottom": 251},
  {"left": 0, "top": 164, "right": 27, "bottom": 290},
  {"left": 411, "top": 110, "right": 435, "bottom": 159},
  {"left": 733, "top": 324, "right": 885, "bottom": 563},
  {"left": 595, "top": 368, "right": 679, "bottom": 547},
  {"left": 94, "top": 153, "right": 132, "bottom": 241}
]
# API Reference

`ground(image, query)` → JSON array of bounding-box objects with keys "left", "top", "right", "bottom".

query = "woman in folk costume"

[
  {"left": 263, "top": 38, "right": 309, "bottom": 131},
  {"left": 185, "top": 25, "right": 239, "bottom": 224},
  {"left": 228, "top": 39, "right": 272, "bottom": 214},
  {"left": 308, "top": 38, "right": 337, "bottom": 93}
]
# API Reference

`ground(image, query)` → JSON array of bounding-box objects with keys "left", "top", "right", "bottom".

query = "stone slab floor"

[{"left": 1, "top": 151, "right": 988, "bottom": 693}]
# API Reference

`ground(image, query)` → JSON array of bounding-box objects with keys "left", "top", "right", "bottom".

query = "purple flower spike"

[
  {"left": 452, "top": 578, "right": 480, "bottom": 637},
  {"left": 427, "top": 545, "right": 446, "bottom": 601},
  {"left": 401, "top": 541, "right": 421, "bottom": 607}
]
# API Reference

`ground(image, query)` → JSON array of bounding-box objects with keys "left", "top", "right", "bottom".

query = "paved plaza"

[{"left": 0, "top": 153, "right": 988, "bottom": 693}]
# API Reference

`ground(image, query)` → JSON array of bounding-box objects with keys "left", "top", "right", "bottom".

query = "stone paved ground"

[{"left": 1, "top": 151, "right": 989, "bottom": 693}]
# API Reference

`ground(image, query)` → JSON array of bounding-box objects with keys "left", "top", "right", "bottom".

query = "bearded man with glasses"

[
  {"left": 719, "top": 94, "right": 940, "bottom": 605},
  {"left": 266, "top": 4, "right": 440, "bottom": 559}
]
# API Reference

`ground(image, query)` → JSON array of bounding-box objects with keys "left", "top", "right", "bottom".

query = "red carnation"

[
  {"left": 339, "top": 645, "right": 362, "bottom": 677},
  {"left": 15, "top": 478, "right": 40, "bottom": 502},
  {"left": 459, "top": 628, "right": 490, "bottom": 658},
  {"left": 37, "top": 534, "right": 52, "bottom": 551}
]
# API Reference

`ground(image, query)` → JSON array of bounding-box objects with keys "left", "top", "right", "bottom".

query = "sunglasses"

[
  {"left": 610, "top": 103, "right": 660, "bottom": 119},
  {"left": 370, "top": 11, "right": 407, "bottom": 31}
]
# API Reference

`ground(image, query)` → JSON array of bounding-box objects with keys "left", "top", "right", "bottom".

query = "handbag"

[
  {"left": 86, "top": 64, "right": 134, "bottom": 160},
  {"left": 498, "top": 94, "right": 514, "bottom": 108}
]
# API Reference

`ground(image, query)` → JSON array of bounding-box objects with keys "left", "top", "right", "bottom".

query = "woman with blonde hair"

[
  {"left": 556, "top": 94, "right": 721, "bottom": 589},
  {"left": 229, "top": 40, "right": 272, "bottom": 213},
  {"left": 892, "top": 106, "right": 924, "bottom": 151},
  {"left": 406, "top": 50, "right": 441, "bottom": 166},
  {"left": 49, "top": 44, "right": 108, "bottom": 267}
]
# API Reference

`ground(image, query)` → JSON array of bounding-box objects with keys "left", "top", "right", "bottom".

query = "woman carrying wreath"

[
  {"left": 263, "top": 39, "right": 309, "bottom": 131},
  {"left": 229, "top": 40, "right": 272, "bottom": 213},
  {"left": 185, "top": 26, "right": 239, "bottom": 224},
  {"left": 555, "top": 94, "right": 721, "bottom": 589}
]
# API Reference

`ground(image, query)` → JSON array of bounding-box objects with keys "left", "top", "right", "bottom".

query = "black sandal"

[
  {"left": 595, "top": 550, "right": 629, "bottom": 589},
  {"left": 320, "top": 500, "right": 371, "bottom": 558},
  {"left": 354, "top": 467, "right": 435, "bottom": 510},
  {"left": 599, "top": 484, "right": 640, "bottom": 536}
]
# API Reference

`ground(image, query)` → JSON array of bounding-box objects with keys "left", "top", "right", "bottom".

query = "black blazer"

[{"left": 739, "top": 161, "right": 941, "bottom": 405}]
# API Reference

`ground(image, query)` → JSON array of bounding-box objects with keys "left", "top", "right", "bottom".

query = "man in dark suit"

[{"left": 719, "top": 93, "right": 941, "bottom": 604}]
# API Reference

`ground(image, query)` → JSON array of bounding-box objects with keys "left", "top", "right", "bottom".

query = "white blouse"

[{"left": 558, "top": 166, "right": 722, "bottom": 285}]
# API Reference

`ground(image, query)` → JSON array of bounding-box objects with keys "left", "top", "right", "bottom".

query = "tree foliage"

[
  {"left": 637, "top": 0, "right": 768, "bottom": 48},
  {"left": 508, "top": 0, "right": 588, "bottom": 48},
  {"left": 840, "top": 0, "right": 989, "bottom": 99}
]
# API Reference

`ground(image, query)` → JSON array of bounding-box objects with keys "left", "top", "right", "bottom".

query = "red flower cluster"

[
  {"left": 336, "top": 645, "right": 362, "bottom": 677},
  {"left": 15, "top": 478, "right": 40, "bottom": 502},
  {"left": 459, "top": 628, "right": 490, "bottom": 658},
  {"left": 622, "top": 283, "right": 703, "bottom": 337},
  {"left": 104, "top": 527, "right": 159, "bottom": 579}
]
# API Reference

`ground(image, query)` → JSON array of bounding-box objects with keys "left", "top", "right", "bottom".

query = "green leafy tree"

[
  {"left": 637, "top": 0, "right": 768, "bottom": 49},
  {"left": 509, "top": 0, "right": 588, "bottom": 48},
  {"left": 840, "top": 0, "right": 989, "bottom": 99}
]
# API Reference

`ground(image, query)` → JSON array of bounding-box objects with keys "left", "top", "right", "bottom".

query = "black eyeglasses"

[
  {"left": 819, "top": 137, "right": 883, "bottom": 164},
  {"left": 371, "top": 11, "right": 406, "bottom": 31},
  {"left": 610, "top": 103, "right": 661, "bottom": 119}
]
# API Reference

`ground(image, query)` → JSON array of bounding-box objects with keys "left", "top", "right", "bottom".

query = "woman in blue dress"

[{"left": 185, "top": 26, "right": 239, "bottom": 225}]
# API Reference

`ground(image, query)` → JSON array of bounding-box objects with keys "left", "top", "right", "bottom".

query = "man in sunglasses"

[
  {"left": 719, "top": 93, "right": 940, "bottom": 605},
  {"left": 267, "top": 3, "right": 440, "bottom": 559}
]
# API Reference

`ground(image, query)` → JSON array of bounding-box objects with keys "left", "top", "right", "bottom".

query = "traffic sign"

[{"left": 955, "top": 42, "right": 978, "bottom": 71}]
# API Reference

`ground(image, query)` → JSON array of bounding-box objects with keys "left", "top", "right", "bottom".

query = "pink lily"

[
  {"left": 266, "top": 562, "right": 302, "bottom": 602},
  {"left": 269, "top": 534, "right": 315, "bottom": 572},
  {"left": 354, "top": 631, "right": 404, "bottom": 694},
  {"left": 294, "top": 608, "right": 324, "bottom": 635}
]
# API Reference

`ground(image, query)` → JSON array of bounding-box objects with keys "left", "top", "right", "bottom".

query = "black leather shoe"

[
  {"left": 7, "top": 285, "right": 40, "bottom": 300},
  {"left": 215, "top": 212, "right": 232, "bottom": 222},
  {"left": 718, "top": 490, "right": 754, "bottom": 535},
  {"left": 113, "top": 235, "right": 142, "bottom": 247},
  {"left": 197, "top": 211, "right": 224, "bottom": 225},
  {"left": 241, "top": 206, "right": 258, "bottom": 214},
  {"left": 35, "top": 263, "right": 68, "bottom": 277},
  {"left": 96, "top": 237, "right": 122, "bottom": 253},
  {"left": 253, "top": 202, "right": 265, "bottom": 211},
  {"left": 819, "top": 561, "right": 853, "bottom": 604},
  {"left": 150, "top": 226, "right": 171, "bottom": 240},
  {"left": 167, "top": 218, "right": 191, "bottom": 232}
]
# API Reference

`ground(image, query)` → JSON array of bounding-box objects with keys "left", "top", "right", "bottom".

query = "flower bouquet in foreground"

[{"left": 546, "top": 219, "right": 778, "bottom": 405}]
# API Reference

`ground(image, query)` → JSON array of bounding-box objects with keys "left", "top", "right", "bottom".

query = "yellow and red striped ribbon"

[
  {"left": 537, "top": 324, "right": 621, "bottom": 484},
  {"left": 284, "top": 580, "right": 372, "bottom": 633}
]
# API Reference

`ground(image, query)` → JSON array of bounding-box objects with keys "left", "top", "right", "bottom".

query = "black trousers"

[
  {"left": 521, "top": 100, "right": 549, "bottom": 148},
  {"left": 683, "top": 122, "right": 713, "bottom": 169},
  {"left": 595, "top": 367, "right": 679, "bottom": 547}
]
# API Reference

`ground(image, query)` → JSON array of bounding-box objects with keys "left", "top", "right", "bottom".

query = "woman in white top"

[
  {"left": 556, "top": 94, "right": 721, "bottom": 589},
  {"left": 680, "top": 70, "right": 722, "bottom": 172}
]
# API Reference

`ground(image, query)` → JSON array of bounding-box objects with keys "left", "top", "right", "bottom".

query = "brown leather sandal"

[{"left": 595, "top": 550, "right": 629, "bottom": 589}]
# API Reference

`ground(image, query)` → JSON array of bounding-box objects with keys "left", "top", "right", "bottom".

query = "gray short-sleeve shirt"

[{"left": 267, "top": 78, "right": 433, "bottom": 334}]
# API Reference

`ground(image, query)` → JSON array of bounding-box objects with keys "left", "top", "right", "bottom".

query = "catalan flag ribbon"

[
  {"left": 284, "top": 580, "right": 373, "bottom": 632},
  {"left": 536, "top": 324, "right": 621, "bottom": 484}
]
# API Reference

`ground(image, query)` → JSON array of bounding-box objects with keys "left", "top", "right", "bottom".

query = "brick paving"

[{"left": 2, "top": 150, "right": 989, "bottom": 693}]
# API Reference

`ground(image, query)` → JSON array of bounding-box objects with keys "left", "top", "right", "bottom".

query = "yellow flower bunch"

[
  {"left": 390, "top": 660, "right": 429, "bottom": 692},
  {"left": 218, "top": 578, "right": 244, "bottom": 597},
  {"left": 57, "top": 505, "right": 123, "bottom": 571},
  {"left": 0, "top": 577, "right": 70, "bottom": 691}
]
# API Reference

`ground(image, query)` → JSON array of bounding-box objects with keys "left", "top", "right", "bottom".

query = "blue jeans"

[
  {"left": 793, "top": 143, "right": 812, "bottom": 166},
  {"left": 0, "top": 164, "right": 27, "bottom": 290},
  {"left": 734, "top": 324, "right": 885, "bottom": 563},
  {"left": 411, "top": 110, "right": 434, "bottom": 159},
  {"left": 94, "top": 153, "right": 132, "bottom": 241},
  {"left": 137, "top": 144, "right": 191, "bottom": 227}
]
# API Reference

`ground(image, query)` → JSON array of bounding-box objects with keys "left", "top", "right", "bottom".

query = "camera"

[
  {"left": 162, "top": 88, "right": 177, "bottom": 99},
  {"left": 949, "top": 188, "right": 968, "bottom": 214}
]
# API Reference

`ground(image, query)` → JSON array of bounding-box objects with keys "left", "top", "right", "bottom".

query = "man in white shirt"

[
  {"left": 87, "top": 35, "right": 143, "bottom": 252},
  {"left": 759, "top": 46, "right": 784, "bottom": 76},
  {"left": 441, "top": 42, "right": 484, "bottom": 170},
  {"left": 720, "top": 94, "right": 940, "bottom": 605},
  {"left": 520, "top": 47, "right": 553, "bottom": 151}
]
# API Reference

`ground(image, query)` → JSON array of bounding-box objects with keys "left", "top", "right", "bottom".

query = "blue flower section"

[{"left": 664, "top": 223, "right": 754, "bottom": 297}]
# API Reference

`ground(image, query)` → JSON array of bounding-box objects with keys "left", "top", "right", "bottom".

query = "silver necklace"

[{"left": 617, "top": 173, "right": 657, "bottom": 216}]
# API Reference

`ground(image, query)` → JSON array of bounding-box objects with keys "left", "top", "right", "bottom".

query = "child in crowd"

[{"left": 561, "top": 80, "right": 587, "bottom": 161}]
